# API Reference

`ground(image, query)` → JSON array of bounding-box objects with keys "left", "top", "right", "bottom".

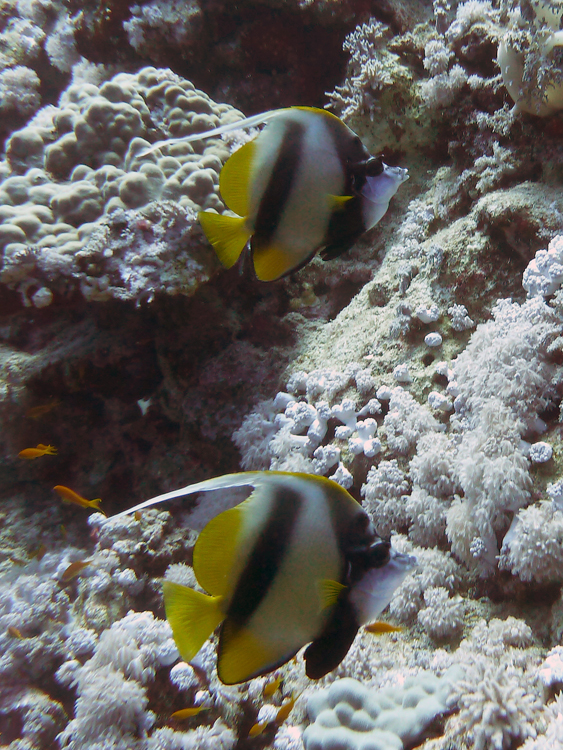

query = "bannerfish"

[
  {"left": 142, "top": 108, "right": 409, "bottom": 281},
  {"left": 111, "top": 471, "right": 416, "bottom": 684}
]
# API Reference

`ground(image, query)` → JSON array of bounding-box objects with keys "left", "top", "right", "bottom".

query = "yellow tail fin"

[
  {"left": 163, "top": 580, "right": 224, "bottom": 662},
  {"left": 198, "top": 212, "right": 251, "bottom": 269}
]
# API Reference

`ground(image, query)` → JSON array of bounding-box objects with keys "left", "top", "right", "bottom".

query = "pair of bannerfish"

[
  {"left": 145, "top": 106, "right": 409, "bottom": 280},
  {"left": 116, "top": 109, "right": 413, "bottom": 684}
]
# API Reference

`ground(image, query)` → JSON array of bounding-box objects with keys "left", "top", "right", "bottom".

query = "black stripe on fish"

[
  {"left": 304, "top": 592, "right": 360, "bottom": 679},
  {"left": 224, "top": 483, "right": 302, "bottom": 627},
  {"left": 320, "top": 196, "right": 366, "bottom": 261},
  {"left": 252, "top": 118, "right": 304, "bottom": 250},
  {"left": 323, "top": 115, "right": 372, "bottom": 194},
  {"left": 320, "top": 157, "right": 386, "bottom": 261}
]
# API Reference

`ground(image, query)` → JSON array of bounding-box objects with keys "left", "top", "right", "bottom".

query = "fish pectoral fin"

[
  {"left": 318, "top": 579, "right": 347, "bottom": 610},
  {"left": 328, "top": 194, "right": 353, "bottom": 210},
  {"left": 163, "top": 580, "right": 224, "bottom": 662},
  {"left": 198, "top": 212, "right": 251, "bottom": 269},
  {"left": 218, "top": 620, "right": 277, "bottom": 684},
  {"left": 219, "top": 140, "right": 256, "bottom": 216},
  {"left": 252, "top": 242, "right": 296, "bottom": 281}
]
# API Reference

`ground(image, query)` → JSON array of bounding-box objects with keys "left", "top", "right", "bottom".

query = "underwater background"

[{"left": 2, "top": 0, "right": 563, "bottom": 748}]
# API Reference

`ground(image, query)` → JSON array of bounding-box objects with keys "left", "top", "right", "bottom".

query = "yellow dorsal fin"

[
  {"left": 319, "top": 579, "right": 347, "bottom": 610},
  {"left": 163, "top": 580, "right": 224, "bottom": 662},
  {"left": 198, "top": 212, "right": 251, "bottom": 269},
  {"left": 328, "top": 194, "right": 353, "bottom": 210},
  {"left": 252, "top": 244, "right": 295, "bottom": 281},
  {"left": 218, "top": 620, "right": 274, "bottom": 684},
  {"left": 193, "top": 502, "right": 245, "bottom": 597},
  {"left": 219, "top": 140, "right": 256, "bottom": 216},
  {"left": 293, "top": 106, "right": 344, "bottom": 125}
]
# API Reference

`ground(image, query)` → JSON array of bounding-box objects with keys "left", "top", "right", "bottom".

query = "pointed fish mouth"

[
  {"left": 348, "top": 548, "right": 418, "bottom": 625},
  {"left": 388, "top": 548, "right": 418, "bottom": 570},
  {"left": 361, "top": 163, "right": 409, "bottom": 207}
]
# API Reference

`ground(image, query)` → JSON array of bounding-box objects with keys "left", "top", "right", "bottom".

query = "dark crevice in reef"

[
  {"left": 71, "top": 0, "right": 378, "bottom": 114},
  {"left": 1, "top": 272, "right": 296, "bottom": 516}
]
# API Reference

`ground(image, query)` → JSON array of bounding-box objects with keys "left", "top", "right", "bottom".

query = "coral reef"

[
  {"left": 3, "top": 0, "right": 563, "bottom": 748},
  {"left": 303, "top": 668, "right": 464, "bottom": 750},
  {"left": 0, "top": 66, "right": 244, "bottom": 304}
]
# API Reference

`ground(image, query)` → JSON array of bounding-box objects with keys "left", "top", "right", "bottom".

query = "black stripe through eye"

[
  {"left": 252, "top": 119, "right": 304, "bottom": 248},
  {"left": 225, "top": 484, "right": 302, "bottom": 626}
]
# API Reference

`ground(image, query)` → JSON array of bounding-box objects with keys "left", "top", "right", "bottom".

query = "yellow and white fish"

[
  {"left": 143, "top": 108, "right": 409, "bottom": 281},
  {"left": 111, "top": 471, "right": 416, "bottom": 684}
]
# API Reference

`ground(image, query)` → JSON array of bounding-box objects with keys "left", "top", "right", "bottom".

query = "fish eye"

[
  {"left": 366, "top": 540, "right": 391, "bottom": 568},
  {"left": 365, "top": 157, "right": 384, "bottom": 176}
]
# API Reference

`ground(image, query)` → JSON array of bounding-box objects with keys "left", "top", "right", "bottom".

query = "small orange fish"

[
  {"left": 26, "top": 400, "right": 60, "bottom": 420},
  {"left": 276, "top": 695, "right": 297, "bottom": 724},
  {"left": 364, "top": 621, "right": 403, "bottom": 634},
  {"left": 19, "top": 444, "right": 58, "bottom": 459},
  {"left": 53, "top": 486, "right": 103, "bottom": 511},
  {"left": 134, "top": 511, "right": 142, "bottom": 521},
  {"left": 249, "top": 721, "right": 268, "bottom": 737},
  {"left": 7, "top": 626, "right": 24, "bottom": 638},
  {"left": 61, "top": 560, "right": 91, "bottom": 582},
  {"left": 263, "top": 675, "right": 282, "bottom": 697},
  {"left": 171, "top": 707, "right": 207, "bottom": 720}
]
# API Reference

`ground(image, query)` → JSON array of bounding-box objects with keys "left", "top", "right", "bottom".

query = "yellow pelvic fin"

[
  {"left": 328, "top": 194, "right": 353, "bottom": 210},
  {"left": 198, "top": 212, "right": 251, "bottom": 269},
  {"left": 218, "top": 620, "right": 274, "bottom": 684},
  {"left": 193, "top": 503, "right": 245, "bottom": 597},
  {"left": 252, "top": 244, "right": 296, "bottom": 282},
  {"left": 163, "top": 580, "right": 224, "bottom": 662},
  {"left": 219, "top": 140, "right": 256, "bottom": 216},
  {"left": 319, "top": 579, "right": 347, "bottom": 610},
  {"left": 365, "top": 621, "right": 403, "bottom": 634}
]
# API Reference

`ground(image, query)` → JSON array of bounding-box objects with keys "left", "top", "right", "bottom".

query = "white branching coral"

[
  {"left": 417, "top": 586, "right": 465, "bottom": 640},
  {"left": 383, "top": 387, "right": 444, "bottom": 455},
  {"left": 523, "top": 234, "right": 563, "bottom": 298},
  {"left": 461, "top": 617, "right": 534, "bottom": 659},
  {"left": 449, "top": 662, "right": 542, "bottom": 750},
  {"left": 445, "top": 295, "right": 559, "bottom": 576},
  {"left": 499, "top": 501, "right": 563, "bottom": 583},
  {"left": 409, "top": 432, "right": 458, "bottom": 498},
  {"left": 520, "top": 693, "right": 563, "bottom": 749},
  {"left": 232, "top": 399, "right": 277, "bottom": 470},
  {"left": 124, "top": 0, "right": 202, "bottom": 51},
  {"left": 389, "top": 538, "right": 463, "bottom": 622},
  {"left": 498, "top": 0, "right": 563, "bottom": 116},
  {"left": 406, "top": 487, "right": 448, "bottom": 546},
  {"left": 326, "top": 18, "right": 408, "bottom": 120}
]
